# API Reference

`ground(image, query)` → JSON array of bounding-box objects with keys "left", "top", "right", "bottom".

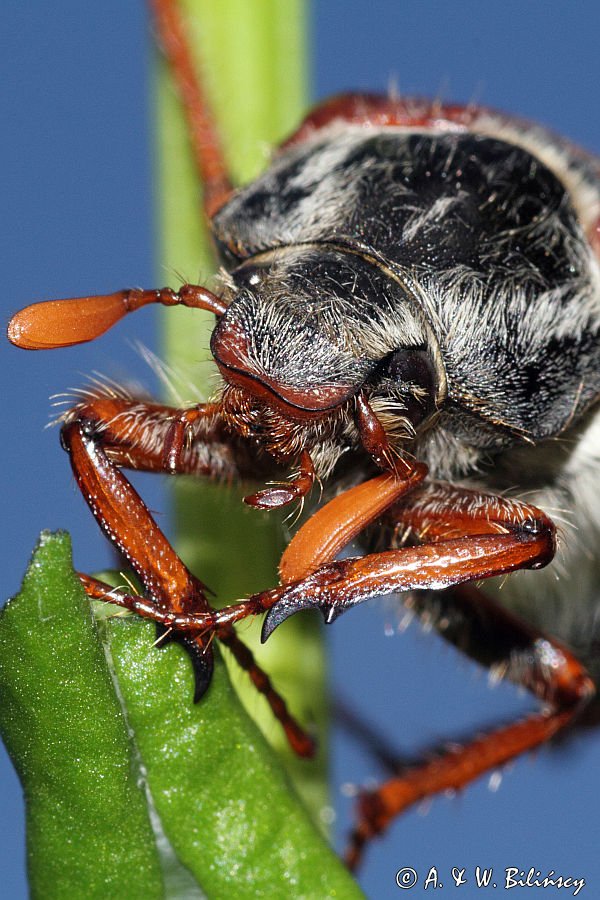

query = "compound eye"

[{"left": 380, "top": 346, "right": 438, "bottom": 426}]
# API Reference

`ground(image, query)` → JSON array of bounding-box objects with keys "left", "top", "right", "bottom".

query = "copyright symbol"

[{"left": 396, "top": 867, "right": 418, "bottom": 889}]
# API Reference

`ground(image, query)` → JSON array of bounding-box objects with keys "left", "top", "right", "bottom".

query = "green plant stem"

[{"left": 156, "top": 1, "right": 329, "bottom": 821}]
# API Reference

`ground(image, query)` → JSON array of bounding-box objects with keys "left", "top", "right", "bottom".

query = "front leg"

[
  {"left": 61, "top": 395, "right": 315, "bottom": 756},
  {"left": 176, "top": 474, "right": 557, "bottom": 634},
  {"left": 256, "top": 479, "right": 557, "bottom": 636}
]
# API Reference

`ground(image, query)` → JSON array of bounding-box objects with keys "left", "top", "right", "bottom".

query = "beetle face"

[{"left": 211, "top": 245, "right": 444, "bottom": 473}]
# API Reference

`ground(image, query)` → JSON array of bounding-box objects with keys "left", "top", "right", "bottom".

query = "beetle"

[{"left": 4, "top": 0, "right": 593, "bottom": 876}]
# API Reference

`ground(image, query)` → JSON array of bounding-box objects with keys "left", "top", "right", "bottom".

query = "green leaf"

[
  {"left": 0, "top": 534, "right": 363, "bottom": 898},
  {"left": 103, "top": 598, "right": 360, "bottom": 898},
  {"left": 0, "top": 533, "right": 163, "bottom": 899}
]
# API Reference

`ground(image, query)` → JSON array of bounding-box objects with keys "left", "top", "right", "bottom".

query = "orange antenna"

[{"left": 7, "top": 285, "right": 226, "bottom": 350}]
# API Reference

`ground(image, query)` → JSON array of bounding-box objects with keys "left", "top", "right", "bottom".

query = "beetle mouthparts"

[{"left": 211, "top": 314, "right": 357, "bottom": 414}]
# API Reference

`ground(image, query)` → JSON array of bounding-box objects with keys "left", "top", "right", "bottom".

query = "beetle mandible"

[{"left": 7, "top": 0, "right": 600, "bottom": 868}]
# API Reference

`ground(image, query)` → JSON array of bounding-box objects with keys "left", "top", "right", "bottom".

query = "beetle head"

[{"left": 212, "top": 246, "right": 445, "bottom": 475}]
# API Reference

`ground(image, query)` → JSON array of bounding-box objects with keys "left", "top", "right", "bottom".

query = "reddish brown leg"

[
  {"left": 151, "top": 0, "right": 234, "bottom": 217},
  {"left": 248, "top": 482, "right": 557, "bottom": 638},
  {"left": 62, "top": 395, "right": 239, "bottom": 480},
  {"left": 156, "top": 474, "right": 556, "bottom": 642},
  {"left": 177, "top": 468, "right": 556, "bottom": 634},
  {"left": 217, "top": 630, "right": 315, "bottom": 758},
  {"left": 346, "top": 581, "right": 594, "bottom": 869},
  {"left": 62, "top": 413, "right": 216, "bottom": 696},
  {"left": 61, "top": 398, "right": 313, "bottom": 753},
  {"left": 182, "top": 475, "right": 595, "bottom": 865},
  {"left": 80, "top": 573, "right": 212, "bottom": 632},
  {"left": 161, "top": 403, "right": 220, "bottom": 473},
  {"left": 355, "top": 392, "right": 406, "bottom": 473},
  {"left": 337, "top": 483, "right": 595, "bottom": 868}
]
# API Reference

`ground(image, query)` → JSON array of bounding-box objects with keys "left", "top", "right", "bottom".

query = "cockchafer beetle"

[{"left": 6, "top": 0, "right": 600, "bottom": 870}]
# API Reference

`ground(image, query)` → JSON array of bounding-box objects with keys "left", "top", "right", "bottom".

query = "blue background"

[{"left": 2, "top": 2, "right": 599, "bottom": 897}]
